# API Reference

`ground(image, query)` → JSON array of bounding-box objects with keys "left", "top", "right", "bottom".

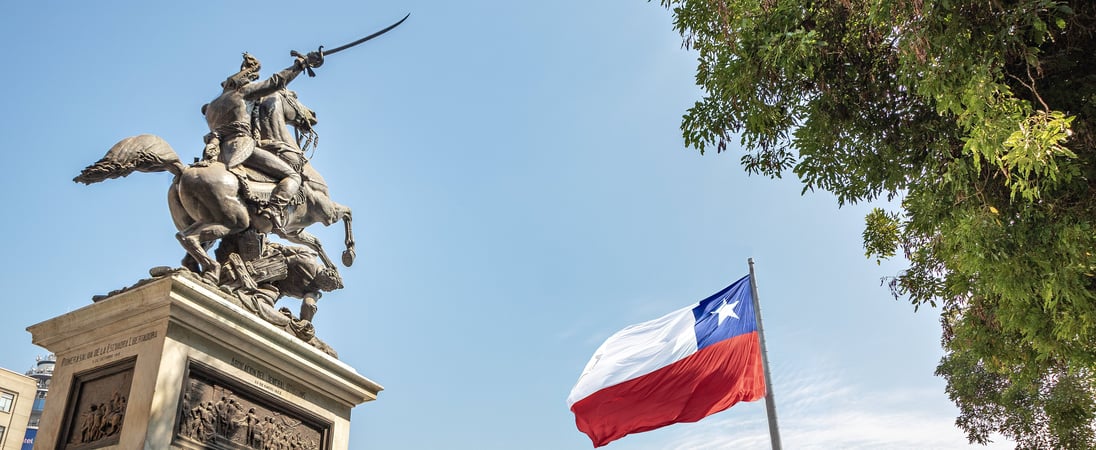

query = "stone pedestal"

[{"left": 27, "top": 273, "right": 382, "bottom": 450}]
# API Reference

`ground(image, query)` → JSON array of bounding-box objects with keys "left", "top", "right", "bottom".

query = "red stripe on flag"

[{"left": 570, "top": 331, "right": 765, "bottom": 447}]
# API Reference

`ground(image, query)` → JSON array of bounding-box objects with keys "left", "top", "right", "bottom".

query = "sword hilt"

[{"left": 290, "top": 47, "right": 324, "bottom": 77}]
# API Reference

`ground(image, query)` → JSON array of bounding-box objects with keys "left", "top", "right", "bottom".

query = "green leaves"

[
  {"left": 863, "top": 207, "right": 901, "bottom": 264},
  {"left": 999, "top": 111, "right": 1078, "bottom": 201},
  {"left": 656, "top": 0, "right": 1096, "bottom": 445}
]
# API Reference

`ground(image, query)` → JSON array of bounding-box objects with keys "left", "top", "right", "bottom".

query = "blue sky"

[{"left": 2, "top": 1, "right": 1008, "bottom": 448}]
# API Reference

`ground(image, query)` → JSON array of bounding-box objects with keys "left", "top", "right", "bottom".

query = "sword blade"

[{"left": 323, "top": 13, "right": 410, "bottom": 56}]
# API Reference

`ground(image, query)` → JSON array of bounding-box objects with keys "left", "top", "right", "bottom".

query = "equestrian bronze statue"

[{"left": 73, "top": 16, "right": 408, "bottom": 354}]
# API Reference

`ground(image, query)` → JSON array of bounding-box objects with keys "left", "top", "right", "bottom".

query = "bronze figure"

[{"left": 71, "top": 16, "right": 408, "bottom": 351}]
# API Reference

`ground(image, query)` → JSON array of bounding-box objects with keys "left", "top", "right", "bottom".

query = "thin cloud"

[{"left": 621, "top": 365, "right": 1013, "bottom": 450}]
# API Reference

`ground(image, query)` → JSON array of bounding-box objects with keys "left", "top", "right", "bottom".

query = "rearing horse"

[
  {"left": 75, "top": 90, "right": 356, "bottom": 282},
  {"left": 253, "top": 88, "right": 356, "bottom": 269}
]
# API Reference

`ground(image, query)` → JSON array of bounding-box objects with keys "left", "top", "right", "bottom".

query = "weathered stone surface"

[{"left": 28, "top": 274, "right": 381, "bottom": 450}]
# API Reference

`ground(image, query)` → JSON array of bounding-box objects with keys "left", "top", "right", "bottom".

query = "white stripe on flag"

[{"left": 567, "top": 304, "right": 699, "bottom": 406}]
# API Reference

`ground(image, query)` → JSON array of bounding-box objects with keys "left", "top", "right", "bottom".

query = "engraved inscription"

[
  {"left": 60, "top": 331, "right": 159, "bottom": 366},
  {"left": 230, "top": 356, "right": 306, "bottom": 398},
  {"left": 177, "top": 369, "right": 325, "bottom": 449}
]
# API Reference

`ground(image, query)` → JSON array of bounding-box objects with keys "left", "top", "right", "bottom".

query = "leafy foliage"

[{"left": 656, "top": 0, "right": 1096, "bottom": 446}]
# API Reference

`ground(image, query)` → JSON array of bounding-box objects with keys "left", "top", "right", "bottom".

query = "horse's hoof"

[
  {"left": 342, "top": 249, "right": 355, "bottom": 267},
  {"left": 201, "top": 267, "right": 221, "bottom": 285}
]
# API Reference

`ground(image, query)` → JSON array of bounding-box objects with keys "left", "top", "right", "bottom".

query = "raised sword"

[{"left": 291, "top": 13, "right": 410, "bottom": 76}]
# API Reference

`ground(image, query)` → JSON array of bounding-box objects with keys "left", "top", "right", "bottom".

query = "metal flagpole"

[{"left": 748, "top": 257, "right": 782, "bottom": 450}]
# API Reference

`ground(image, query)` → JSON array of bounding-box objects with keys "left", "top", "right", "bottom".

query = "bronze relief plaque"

[
  {"left": 59, "top": 358, "right": 134, "bottom": 450},
  {"left": 175, "top": 362, "right": 330, "bottom": 450}
]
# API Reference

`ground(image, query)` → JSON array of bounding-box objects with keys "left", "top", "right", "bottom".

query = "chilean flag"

[{"left": 567, "top": 275, "right": 766, "bottom": 447}]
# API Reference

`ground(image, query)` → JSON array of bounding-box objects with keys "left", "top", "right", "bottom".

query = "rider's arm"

[
  {"left": 241, "top": 65, "right": 304, "bottom": 100},
  {"left": 242, "top": 52, "right": 322, "bottom": 100}
]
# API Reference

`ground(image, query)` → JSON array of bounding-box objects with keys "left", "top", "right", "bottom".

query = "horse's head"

[
  {"left": 258, "top": 89, "right": 321, "bottom": 152},
  {"left": 279, "top": 89, "right": 318, "bottom": 130}
]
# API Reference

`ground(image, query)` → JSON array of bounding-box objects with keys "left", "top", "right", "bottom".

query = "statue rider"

[{"left": 201, "top": 51, "right": 323, "bottom": 230}]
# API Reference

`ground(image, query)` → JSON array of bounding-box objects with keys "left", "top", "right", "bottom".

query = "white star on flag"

[{"left": 711, "top": 299, "right": 740, "bottom": 325}]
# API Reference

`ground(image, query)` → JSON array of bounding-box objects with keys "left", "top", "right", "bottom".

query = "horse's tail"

[{"left": 74, "top": 134, "right": 184, "bottom": 185}]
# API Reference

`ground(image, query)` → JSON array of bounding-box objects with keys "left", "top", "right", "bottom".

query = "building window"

[
  {"left": 0, "top": 392, "right": 13, "bottom": 413},
  {"left": 0, "top": 424, "right": 5, "bottom": 442}
]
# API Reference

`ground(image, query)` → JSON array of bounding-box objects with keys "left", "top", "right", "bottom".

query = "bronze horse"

[{"left": 75, "top": 89, "right": 355, "bottom": 282}]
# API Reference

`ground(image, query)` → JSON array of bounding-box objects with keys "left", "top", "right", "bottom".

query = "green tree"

[{"left": 654, "top": 0, "right": 1096, "bottom": 447}]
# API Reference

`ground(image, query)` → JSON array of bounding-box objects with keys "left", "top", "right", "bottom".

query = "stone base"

[{"left": 27, "top": 274, "right": 382, "bottom": 450}]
